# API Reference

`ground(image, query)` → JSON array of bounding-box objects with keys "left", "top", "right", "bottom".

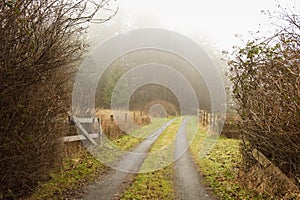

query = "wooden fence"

[
  {"left": 62, "top": 113, "right": 102, "bottom": 145},
  {"left": 197, "top": 109, "right": 223, "bottom": 132}
]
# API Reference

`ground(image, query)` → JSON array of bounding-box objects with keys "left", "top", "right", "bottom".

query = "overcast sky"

[{"left": 88, "top": 0, "right": 299, "bottom": 51}]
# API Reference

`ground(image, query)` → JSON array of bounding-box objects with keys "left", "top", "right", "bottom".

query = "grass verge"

[
  {"left": 28, "top": 117, "right": 170, "bottom": 199},
  {"left": 120, "top": 118, "right": 182, "bottom": 199},
  {"left": 27, "top": 150, "right": 107, "bottom": 200},
  {"left": 111, "top": 117, "right": 170, "bottom": 151},
  {"left": 187, "top": 119, "right": 265, "bottom": 199}
]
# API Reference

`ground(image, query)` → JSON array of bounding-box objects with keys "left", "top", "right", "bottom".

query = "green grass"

[
  {"left": 120, "top": 118, "right": 182, "bottom": 200},
  {"left": 112, "top": 117, "right": 170, "bottom": 151},
  {"left": 187, "top": 120, "right": 264, "bottom": 200},
  {"left": 89, "top": 117, "right": 172, "bottom": 166},
  {"left": 30, "top": 117, "right": 266, "bottom": 200},
  {"left": 28, "top": 151, "right": 107, "bottom": 200},
  {"left": 28, "top": 117, "right": 170, "bottom": 200}
]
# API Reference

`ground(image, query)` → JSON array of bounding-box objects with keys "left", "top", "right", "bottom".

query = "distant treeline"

[{"left": 96, "top": 49, "right": 212, "bottom": 113}]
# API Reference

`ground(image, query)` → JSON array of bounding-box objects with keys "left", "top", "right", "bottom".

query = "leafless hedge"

[
  {"left": 228, "top": 11, "right": 300, "bottom": 187},
  {"left": 0, "top": 0, "right": 115, "bottom": 198}
]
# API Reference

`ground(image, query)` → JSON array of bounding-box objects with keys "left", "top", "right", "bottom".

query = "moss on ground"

[
  {"left": 187, "top": 119, "right": 265, "bottom": 200},
  {"left": 27, "top": 151, "right": 106, "bottom": 200}
]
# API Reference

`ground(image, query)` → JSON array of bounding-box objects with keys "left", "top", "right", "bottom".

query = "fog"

[{"left": 88, "top": 0, "right": 298, "bottom": 50}]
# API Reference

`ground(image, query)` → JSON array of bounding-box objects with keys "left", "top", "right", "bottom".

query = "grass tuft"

[{"left": 120, "top": 118, "right": 182, "bottom": 199}]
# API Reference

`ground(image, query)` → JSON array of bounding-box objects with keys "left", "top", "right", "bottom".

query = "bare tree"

[{"left": 0, "top": 0, "right": 117, "bottom": 198}]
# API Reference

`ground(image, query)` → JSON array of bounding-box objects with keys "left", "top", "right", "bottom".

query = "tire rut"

[
  {"left": 80, "top": 119, "right": 176, "bottom": 200},
  {"left": 174, "top": 118, "right": 210, "bottom": 200}
]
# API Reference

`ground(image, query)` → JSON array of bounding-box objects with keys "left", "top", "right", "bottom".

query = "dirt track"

[
  {"left": 174, "top": 118, "right": 210, "bottom": 200},
  {"left": 80, "top": 118, "right": 210, "bottom": 200},
  {"left": 81, "top": 119, "right": 175, "bottom": 200}
]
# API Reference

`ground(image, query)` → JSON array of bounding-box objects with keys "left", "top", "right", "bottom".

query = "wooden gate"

[{"left": 63, "top": 112, "right": 102, "bottom": 145}]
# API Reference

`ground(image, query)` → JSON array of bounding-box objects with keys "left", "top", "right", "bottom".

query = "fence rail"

[
  {"left": 63, "top": 112, "right": 102, "bottom": 145},
  {"left": 252, "top": 148, "right": 299, "bottom": 191}
]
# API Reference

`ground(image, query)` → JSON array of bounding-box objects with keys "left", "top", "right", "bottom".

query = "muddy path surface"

[
  {"left": 174, "top": 118, "right": 211, "bottom": 200},
  {"left": 81, "top": 119, "right": 176, "bottom": 200}
]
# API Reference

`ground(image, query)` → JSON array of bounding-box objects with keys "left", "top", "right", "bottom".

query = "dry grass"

[
  {"left": 238, "top": 165, "right": 300, "bottom": 199},
  {"left": 96, "top": 109, "right": 151, "bottom": 138}
]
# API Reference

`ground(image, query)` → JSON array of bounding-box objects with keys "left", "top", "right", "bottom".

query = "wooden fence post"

[
  {"left": 97, "top": 117, "right": 103, "bottom": 144},
  {"left": 252, "top": 148, "right": 299, "bottom": 191}
]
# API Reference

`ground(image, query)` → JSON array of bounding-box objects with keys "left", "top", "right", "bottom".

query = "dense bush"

[
  {"left": 228, "top": 11, "right": 299, "bottom": 183},
  {"left": 0, "top": 0, "right": 114, "bottom": 198}
]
